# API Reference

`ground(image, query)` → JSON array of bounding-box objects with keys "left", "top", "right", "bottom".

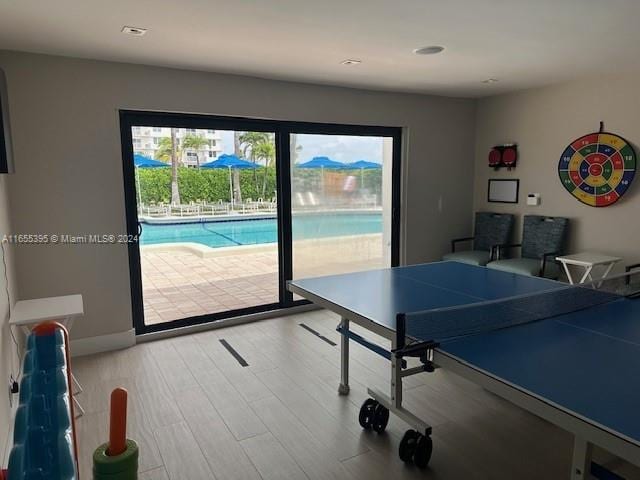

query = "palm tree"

[
  {"left": 154, "top": 137, "right": 176, "bottom": 163},
  {"left": 155, "top": 130, "right": 181, "bottom": 204},
  {"left": 182, "top": 134, "right": 209, "bottom": 167},
  {"left": 239, "top": 132, "right": 269, "bottom": 160},
  {"left": 233, "top": 132, "right": 243, "bottom": 204},
  {"left": 254, "top": 139, "right": 276, "bottom": 197},
  {"left": 239, "top": 132, "right": 269, "bottom": 188},
  {"left": 169, "top": 128, "right": 180, "bottom": 204}
]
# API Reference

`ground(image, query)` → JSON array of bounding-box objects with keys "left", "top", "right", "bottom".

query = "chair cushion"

[
  {"left": 521, "top": 215, "right": 569, "bottom": 260},
  {"left": 487, "top": 258, "right": 560, "bottom": 279},
  {"left": 473, "top": 212, "right": 515, "bottom": 252},
  {"left": 442, "top": 250, "right": 491, "bottom": 267}
]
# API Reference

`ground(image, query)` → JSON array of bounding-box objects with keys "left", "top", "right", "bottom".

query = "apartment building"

[{"left": 132, "top": 126, "right": 223, "bottom": 167}]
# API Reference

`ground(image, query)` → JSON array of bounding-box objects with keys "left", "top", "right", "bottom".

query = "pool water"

[{"left": 140, "top": 213, "right": 382, "bottom": 248}]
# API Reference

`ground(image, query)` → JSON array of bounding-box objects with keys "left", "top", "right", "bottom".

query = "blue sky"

[{"left": 219, "top": 131, "right": 383, "bottom": 165}]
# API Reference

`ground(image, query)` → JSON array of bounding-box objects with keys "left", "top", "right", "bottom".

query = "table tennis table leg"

[
  {"left": 391, "top": 336, "right": 402, "bottom": 408},
  {"left": 338, "top": 317, "right": 350, "bottom": 395},
  {"left": 571, "top": 437, "right": 592, "bottom": 480}
]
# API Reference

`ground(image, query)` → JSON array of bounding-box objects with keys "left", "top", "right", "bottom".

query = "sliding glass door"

[
  {"left": 290, "top": 133, "right": 395, "bottom": 283},
  {"left": 121, "top": 112, "right": 401, "bottom": 334},
  {"left": 134, "top": 126, "right": 279, "bottom": 327}
]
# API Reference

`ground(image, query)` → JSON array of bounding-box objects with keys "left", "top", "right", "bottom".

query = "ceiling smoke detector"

[
  {"left": 413, "top": 46, "right": 444, "bottom": 55},
  {"left": 482, "top": 78, "right": 499, "bottom": 84},
  {"left": 340, "top": 59, "right": 362, "bottom": 65},
  {"left": 121, "top": 26, "right": 148, "bottom": 36}
]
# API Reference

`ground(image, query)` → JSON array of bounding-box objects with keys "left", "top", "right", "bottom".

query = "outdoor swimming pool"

[{"left": 140, "top": 213, "right": 382, "bottom": 248}]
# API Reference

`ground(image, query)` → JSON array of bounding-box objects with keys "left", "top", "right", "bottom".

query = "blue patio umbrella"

[
  {"left": 134, "top": 154, "right": 169, "bottom": 168},
  {"left": 133, "top": 154, "right": 169, "bottom": 206},
  {"left": 346, "top": 160, "right": 381, "bottom": 170},
  {"left": 296, "top": 156, "right": 346, "bottom": 196},
  {"left": 296, "top": 156, "right": 346, "bottom": 169},
  {"left": 201, "top": 154, "right": 259, "bottom": 206},
  {"left": 344, "top": 160, "right": 381, "bottom": 187}
]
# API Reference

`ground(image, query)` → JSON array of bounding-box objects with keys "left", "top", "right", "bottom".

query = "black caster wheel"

[
  {"left": 358, "top": 398, "right": 378, "bottom": 430},
  {"left": 372, "top": 404, "right": 389, "bottom": 433},
  {"left": 398, "top": 429, "right": 420, "bottom": 462},
  {"left": 414, "top": 434, "right": 433, "bottom": 469}
]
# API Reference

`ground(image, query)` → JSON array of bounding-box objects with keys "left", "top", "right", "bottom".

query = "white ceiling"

[{"left": 1, "top": 0, "right": 639, "bottom": 98}]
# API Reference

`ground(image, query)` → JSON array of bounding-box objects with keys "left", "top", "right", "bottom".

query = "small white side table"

[
  {"left": 9, "top": 294, "right": 85, "bottom": 416},
  {"left": 555, "top": 253, "right": 622, "bottom": 286}
]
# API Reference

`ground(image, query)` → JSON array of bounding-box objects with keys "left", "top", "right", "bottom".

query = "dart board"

[{"left": 558, "top": 131, "right": 636, "bottom": 207}]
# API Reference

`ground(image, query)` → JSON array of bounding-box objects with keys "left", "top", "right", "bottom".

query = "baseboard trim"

[
  {"left": 137, "top": 303, "right": 319, "bottom": 343},
  {"left": 70, "top": 328, "right": 136, "bottom": 357}
]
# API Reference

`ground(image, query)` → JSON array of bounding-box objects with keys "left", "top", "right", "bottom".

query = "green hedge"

[
  {"left": 137, "top": 167, "right": 277, "bottom": 203},
  {"left": 137, "top": 167, "right": 381, "bottom": 204}
]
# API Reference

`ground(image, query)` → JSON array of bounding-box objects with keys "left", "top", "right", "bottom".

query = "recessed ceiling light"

[
  {"left": 340, "top": 59, "right": 362, "bottom": 65},
  {"left": 121, "top": 26, "right": 148, "bottom": 36},
  {"left": 413, "top": 46, "right": 444, "bottom": 55},
  {"left": 482, "top": 78, "right": 499, "bottom": 84}
]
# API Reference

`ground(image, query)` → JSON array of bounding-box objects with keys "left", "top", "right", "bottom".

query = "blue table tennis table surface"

[{"left": 290, "top": 261, "right": 640, "bottom": 449}]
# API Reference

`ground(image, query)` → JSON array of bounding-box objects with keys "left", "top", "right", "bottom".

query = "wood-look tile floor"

[{"left": 72, "top": 310, "right": 640, "bottom": 479}]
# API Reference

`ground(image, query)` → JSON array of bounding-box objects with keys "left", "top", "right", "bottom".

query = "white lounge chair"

[
  {"left": 306, "top": 191, "right": 319, "bottom": 207},
  {"left": 251, "top": 198, "right": 272, "bottom": 212},
  {"left": 295, "top": 192, "right": 306, "bottom": 209},
  {"left": 238, "top": 198, "right": 260, "bottom": 214},
  {"left": 141, "top": 203, "right": 169, "bottom": 216},
  {"left": 170, "top": 202, "right": 200, "bottom": 216},
  {"left": 204, "top": 200, "right": 230, "bottom": 215}
]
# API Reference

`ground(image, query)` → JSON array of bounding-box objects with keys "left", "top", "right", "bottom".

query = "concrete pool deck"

[{"left": 141, "top": 234, "right": 384, "bottom": 325}]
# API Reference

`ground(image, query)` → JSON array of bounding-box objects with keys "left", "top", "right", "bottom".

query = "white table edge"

[
  {"left": 555, "top": 255, "right": 622, "bottom": 267},
  {"left": 9, "top": 294, "right": 84, "bottom": 326}
]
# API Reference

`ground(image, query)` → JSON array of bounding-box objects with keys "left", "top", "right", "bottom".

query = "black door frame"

[{"left": 120, "top": 110, "right": 402, "bottom": 335}]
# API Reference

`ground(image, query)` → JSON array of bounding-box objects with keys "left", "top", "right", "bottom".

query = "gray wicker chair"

[
  {"left": 442, "top": 212, "right": 514, "bottom": 266},
  {"left": 487, "top": 215, "right": 569, "bottom": 279}
]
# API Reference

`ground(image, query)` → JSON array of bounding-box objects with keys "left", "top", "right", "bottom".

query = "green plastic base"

[{"left": 93, "top": 439, "right": 139, "bottom": 479}]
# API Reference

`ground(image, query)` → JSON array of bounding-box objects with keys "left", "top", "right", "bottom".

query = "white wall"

[
  {"left": 474, "top": 74, "right": 640, "bottom": 268},
  {"left": 0, "top": 50, "right": 476, "bottom": 342},
  {"left": 0, "top": 175, "right": 17, "bottom": 464}
]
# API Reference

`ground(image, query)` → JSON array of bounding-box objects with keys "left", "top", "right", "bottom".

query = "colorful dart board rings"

[
  {"left": 488, "top": 144, "right": 518, "bottom": 170},
  {"left": 558, "top": 131, "right": 636, "bottom": 207}
]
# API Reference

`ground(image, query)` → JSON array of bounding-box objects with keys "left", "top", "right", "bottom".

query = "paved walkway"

[{"left": 141, "top": 235, "right": 383, "bottom": 325}]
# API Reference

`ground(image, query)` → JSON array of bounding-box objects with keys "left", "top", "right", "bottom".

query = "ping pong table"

[{"left": 288, "top": 261, "right": 640, "bottom": 479}]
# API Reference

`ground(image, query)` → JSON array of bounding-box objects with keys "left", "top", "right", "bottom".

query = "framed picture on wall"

[{"left": 488, "top": 179, "right": 519, "bottom": 203}]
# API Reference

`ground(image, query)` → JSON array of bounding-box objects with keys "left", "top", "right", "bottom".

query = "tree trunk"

[
  {"left": 261, "top": 167, "right": 268, "bottom": 198},
  {"left": 233, "top": 132, "right": 243, "bottom": 204},
  {"left": 170, "top": 128, "right": 180, "bottom": 205},
  {"left": 253, "top": 155, "right": 259, "bottom": 189}
]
